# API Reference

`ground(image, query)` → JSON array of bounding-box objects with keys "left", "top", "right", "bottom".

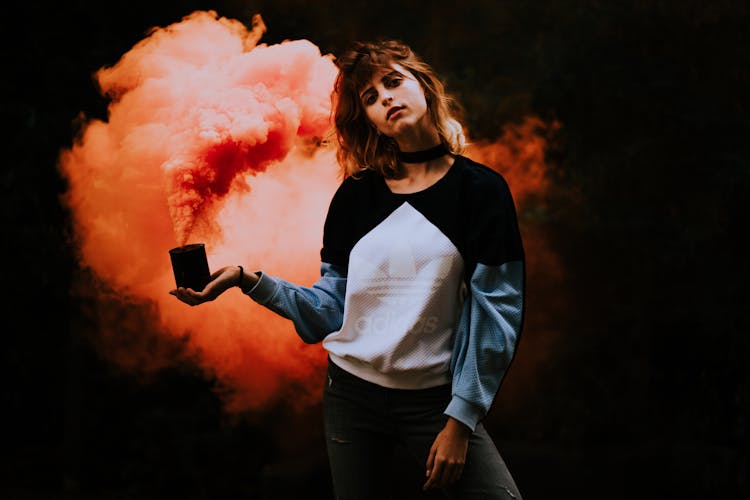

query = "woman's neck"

[
  {"left": 387, "top": 121, "right": 451, "bottom": 186},
  {"left": 385, "top": 155, "right": 455, "bottom": 193},
  {"left": 393, "top": 123, "right": 441, "bottom": 153}
]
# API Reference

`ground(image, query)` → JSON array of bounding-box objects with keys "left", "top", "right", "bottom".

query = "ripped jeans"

[{"left": 323, "top": 357, "right": 523, "bottom": 500}]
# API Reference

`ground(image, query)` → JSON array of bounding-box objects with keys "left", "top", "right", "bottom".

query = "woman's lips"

[{"left": 387, "top": 106, "right": 405, "bottom": 120}]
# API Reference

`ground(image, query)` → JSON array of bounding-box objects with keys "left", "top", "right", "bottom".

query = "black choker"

[{"left": 397, "top": 143, "right": 449, "bottom": 163}]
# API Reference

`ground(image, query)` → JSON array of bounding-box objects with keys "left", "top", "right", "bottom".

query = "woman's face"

[{"left": 359, "top": 63, "right": 430, "bottom": 138}]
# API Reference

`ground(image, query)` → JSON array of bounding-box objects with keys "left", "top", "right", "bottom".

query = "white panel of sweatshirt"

[{"left": 324, "top": 202, "right": 466, "bottom": 389}]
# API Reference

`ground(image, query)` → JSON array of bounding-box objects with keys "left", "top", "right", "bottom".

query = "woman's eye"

[
  {"left": 364, "top": 94, "right": 376, "bottom": 106},
  {"left": 386, "top": 78, "right": 402, "bottom": 88}
]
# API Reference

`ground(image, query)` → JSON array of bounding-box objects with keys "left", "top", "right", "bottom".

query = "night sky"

[{"left": 3, "top": 1, "right": 748, "bottom": 499}]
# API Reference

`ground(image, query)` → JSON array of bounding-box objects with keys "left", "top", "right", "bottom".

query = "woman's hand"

[
  {"left": 423, "top": 417, "right": 471, "bottom": 491},
  {"left": 169, "top": 266, "right": 256, "bottom": 306}
]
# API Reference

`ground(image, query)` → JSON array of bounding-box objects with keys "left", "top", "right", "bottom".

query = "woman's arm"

[
  {"left": 425, "top": 260, "right": 523, "bottom": 491},
  {"left": 244, "top": 262, "right": 348, "bottom": 344},
  {"left": 171, "top": 262, "right": 347, "bottom": 344},
  {"left": 445, "top": 260, "right": 525, "bottom": 431}
]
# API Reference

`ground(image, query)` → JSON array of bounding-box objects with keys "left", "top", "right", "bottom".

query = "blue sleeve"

[
  {"left": 244, "top": 262, "right": 347, "bottom": 344},
  {"left": 445, "top": 260, "right": 525, "bottom": 431}
]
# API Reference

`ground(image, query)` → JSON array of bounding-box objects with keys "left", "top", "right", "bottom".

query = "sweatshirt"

[{"left": 245, "top": 154, "right": 525, "bottom": 431}]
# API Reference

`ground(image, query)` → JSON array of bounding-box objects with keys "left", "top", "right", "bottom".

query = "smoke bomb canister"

[{"left": 169, "top": 243, "right": 211, "bottom": 291}]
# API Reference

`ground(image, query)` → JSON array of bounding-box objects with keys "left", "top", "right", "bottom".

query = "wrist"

[
  {"left": 236, "top": 266, "right": 244, "bottom": 288},
  {"left": 445, "top": 417, "right": 472, "bottom": 438},
  {"left": 236, "top": 266, "right": 259, "bottom": 293}
]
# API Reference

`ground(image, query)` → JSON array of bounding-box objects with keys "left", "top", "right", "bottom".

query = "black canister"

[{"left": 169, "top": 243, "right": 211, "bottom": 291}]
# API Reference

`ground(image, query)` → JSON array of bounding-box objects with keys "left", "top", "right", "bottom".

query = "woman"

[{"left": 171, "top": 39, "right": 525, "bottom": 500}]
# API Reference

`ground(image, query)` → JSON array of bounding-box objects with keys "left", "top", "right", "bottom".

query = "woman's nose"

[{"left": 381, "top": 93, "right": 393, "bottom": 106}]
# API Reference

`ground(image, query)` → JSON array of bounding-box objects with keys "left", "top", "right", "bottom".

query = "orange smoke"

[
  {"left": 465, "top": 116, "right": 561, "bottom": 206},
  {"left": 465, "top": 116, "right": 566, "bottom": 424},
  {"left": 58, "top": 10, "right": 560, "bottom": 416},
  {"left": 59, "top": 10, "right": 339, "bottom": 414}
]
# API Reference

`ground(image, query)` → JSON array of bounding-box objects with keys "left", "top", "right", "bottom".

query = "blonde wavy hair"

[{"left": 331, "top": 39, "right": 466, "bottom": 179}]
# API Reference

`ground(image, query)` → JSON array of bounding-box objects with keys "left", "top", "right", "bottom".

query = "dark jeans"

[{"left": 323, "top": 358, "right": 523, "bottom": 500}]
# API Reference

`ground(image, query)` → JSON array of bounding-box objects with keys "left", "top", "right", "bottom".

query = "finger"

[
  {"left": 438, "top": 463, "right": 453, "bottom": 488},
  {"left": 184, "top": 287, "right": 208, "bottom": 301},
  {"left": 423, "top": 458, "right": 445, "bottom": 491},
  {"left": 425, "top": 446, "right": 437, "bottom": 477},
  {"left": 432, "top": 460, "right": 447, "bottom": 490},
  {"left": 442, "top": 462, "right": 462, "bottom": 488},
  {"left": 174, "top": 289, "right": 200, "bottom": 306},
  {"left": 452, "top": 463, "right": 464, "bottom": 485},
  {"left": 424, "top": 444, "right": 437, "bottom": 489}
]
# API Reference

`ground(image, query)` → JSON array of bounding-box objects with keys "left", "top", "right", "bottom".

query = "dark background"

[{"left": 3, "top": 1, "right": 748, "bottom": 499}]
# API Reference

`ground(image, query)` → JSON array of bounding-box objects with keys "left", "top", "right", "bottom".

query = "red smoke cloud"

[
  {"left": 92, "top": 12, "right": 335, "bottom": 246},
  {"left": 58, "top": 10, "right": 561, "bottom": 416}
]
